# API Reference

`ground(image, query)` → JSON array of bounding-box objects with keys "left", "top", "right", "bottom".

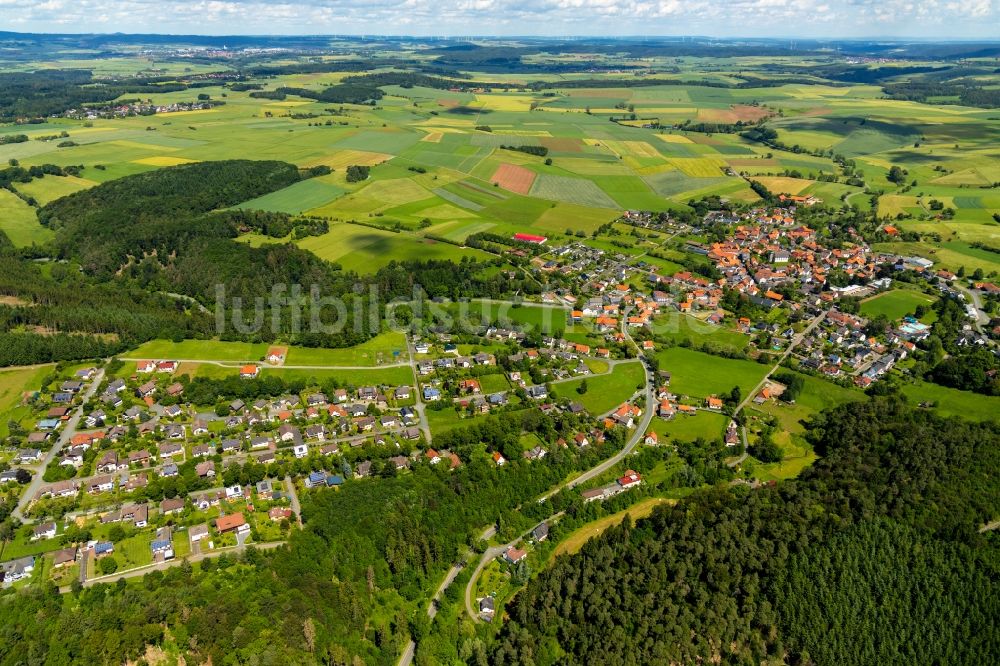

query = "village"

[{"left": 2, "top": 200, "right": 997, "bottom": 595}]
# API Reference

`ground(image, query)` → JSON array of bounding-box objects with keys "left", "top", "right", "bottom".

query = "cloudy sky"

[{"left": 1, "top": 0, "right": 997, "bottom": 39}]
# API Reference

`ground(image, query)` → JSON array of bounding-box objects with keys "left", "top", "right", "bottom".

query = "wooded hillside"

[{"left": 491, "top": 396, "right": 1000, "bottom": 664}]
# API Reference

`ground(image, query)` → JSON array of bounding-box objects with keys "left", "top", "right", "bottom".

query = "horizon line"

[{"left": 1, "top": 30, "right": 999, "bottom": 44}]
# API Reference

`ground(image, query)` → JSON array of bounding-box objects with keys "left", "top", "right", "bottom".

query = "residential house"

[
  {"left": 160, "top": 497, "right": 185, "bottom": 515},
  {"left": 32, "top": 522, "right": 56, "bottom": 541},
  {"left": 215, "top": 513, "right": 249, "bottom": 535},
  {"left": 158, "top": 442, "right": 184, "bottom": 458},
  {"left": 89, "top": 475, "right": 114, "bottom": 494},
  {"left": 504, "top": 547, "right": 527, "bottom": 564},
  {"left": 52, "top": 547, "right": 77, "bottom": 569},
  {"left": 532, "top": 522, "right": 549, "bottom": 542}
]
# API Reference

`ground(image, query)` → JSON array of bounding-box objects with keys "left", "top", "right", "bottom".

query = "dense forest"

[{"left": 490, "top": 396, "right": 1000, "bottom": 664}]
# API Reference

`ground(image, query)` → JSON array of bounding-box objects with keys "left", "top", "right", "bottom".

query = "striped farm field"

[
  {"left": 756, "top": 176, "right": 812, "bottom": 195},
  {"left": 529, "top": 174, "right": 618, "bottom": 208},
  {"left": 602, "top": 140, "right": 662, "bottom": 158},
  {"left": 655, "top": 133, "right": 695, "bottom": 144},
  {"left": 305, "top": 150, "right": 393, "bottom": 170},
  {"left": 421, "top": 132, "right": 443, "bottom": 143},
  {"left": 666, "top": 157, "right": 727, "bottom": 177},
  {"left": 540, "top": 137, "right": 584, "bottom": 152},
  {"left": 236, "top": 178, "right": 345, "bottom": 214},
  {"left": 132, "top": 156, "right": 198, "bottom": 167},
  {"left": 698, "top": 104, "right": 772, "bottom": 123},
  {"left": 492, "top": 163, "right": 537, "bottom": 195}
]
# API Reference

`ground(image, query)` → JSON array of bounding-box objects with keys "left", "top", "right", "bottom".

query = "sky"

[{"left": 0, "top": 0, "right": 998, "bottom": 40}]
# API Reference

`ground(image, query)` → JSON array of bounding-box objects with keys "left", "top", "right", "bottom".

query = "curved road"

[
  {"left": 461, "top": 310, "right": 655, "bottom": 623},
  {"left": 727, "top": 308, "right": 830, "bottom": 468}
]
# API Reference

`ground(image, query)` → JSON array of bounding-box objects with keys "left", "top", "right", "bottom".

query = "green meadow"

[
  {"left": 0, "top": 365, "right": 51, "bottom": 437},
  {"left": 556, "top": 361, "right": 646, "bottom": 414},
  {"left": 0, "top": 189, "right": 52, "bottom": 247},
  {"left": 126, "top": 331, "right": 408, "bottom": 367},
  {"left": 900, "top": 380, "right": 1000, "bottom": 422},
  {"left": 656, "top": 347, "right": 770, "bottom": 399},
  {"left": 859, "top": 289, "right": 937, "bottom": 321}
]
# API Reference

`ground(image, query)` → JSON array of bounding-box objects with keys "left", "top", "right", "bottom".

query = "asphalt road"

[
  {"left": 13, "top": 368, "right": 106, "bottom": 523},
  {"left": 284, "top": 476, "right": 303, "bottom": 527},
  {"left": 62, "top": 540, "right": 285, "bottom": 592},
  {"left": 461, "top": 311, "right": 655, "bottom": 624}
]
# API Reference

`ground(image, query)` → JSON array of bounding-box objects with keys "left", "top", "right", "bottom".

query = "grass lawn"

[
  {"left": 583, "top": 358, "right": 610, "bottom": 374},
  {"left": 427, "top": 405, "right": 474, "bottom": 436},
  {"left": 165, "top": 361, "right": 412, "bottom": 388},
  {"left": 556, "top": 361, "right": 645, "bottom": 414},
  {"left": 479, "top": 373, "right": 511, "bottom": 393},
  {"left": 48, "top": 561, "right": 79, "bottom": 588},
  {"left": 650, "top": 410, "right": 730, "bottom": 443},
  {"left": 127, "top": 332, "right": 407, "bottom": 367},
  {"left": 900, "top": 380, "right": 1000, "bottom": 422},
  {"left": 550, "top": 497, "right": 674, "bottom": 559},
  {"left": 0, "top": 365, "right": 50, "bottom": 437},
  {"left": 447, "top": 301, "right": 569, "bottom": 335},
  {"left": 114, "top": 533, "right": 153, "bottom": 569},
  {"left": 126, "top": 339, "right": 269, "bottom": 362},
  {"left": 859, "top": 289, "right": 936, "bottom": 321},
  {"left": 0, "top": 533, "right": 64, "bottom": 561},
  {"left": 263, "top": 365, "right": 413, "bottom": 387},
  {"left": 283, "top": 331, "right": 407, "bottom": 366},
  {"left": 656, "top": 347, "right": 769, "bottom": 399},
  {"left": 651, "top": 311, "right": 750, "bottom": 354}
]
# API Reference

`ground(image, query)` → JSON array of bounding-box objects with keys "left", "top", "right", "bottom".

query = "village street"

[{"left": 13, "top": 369, "right": 106, "bottom": 524}]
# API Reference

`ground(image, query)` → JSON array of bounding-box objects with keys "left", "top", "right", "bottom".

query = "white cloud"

[{"left": 0, "top": 0, "right": 996, "bottom": 37}]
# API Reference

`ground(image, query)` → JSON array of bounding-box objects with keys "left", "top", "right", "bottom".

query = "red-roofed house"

[{"left": 215, "top": 513, "right": 249, "bottom": 534}]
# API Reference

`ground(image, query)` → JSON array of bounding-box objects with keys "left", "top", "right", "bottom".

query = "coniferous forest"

[{"left": 490, "top": 396, "right": 1000, "bottom": 665}]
